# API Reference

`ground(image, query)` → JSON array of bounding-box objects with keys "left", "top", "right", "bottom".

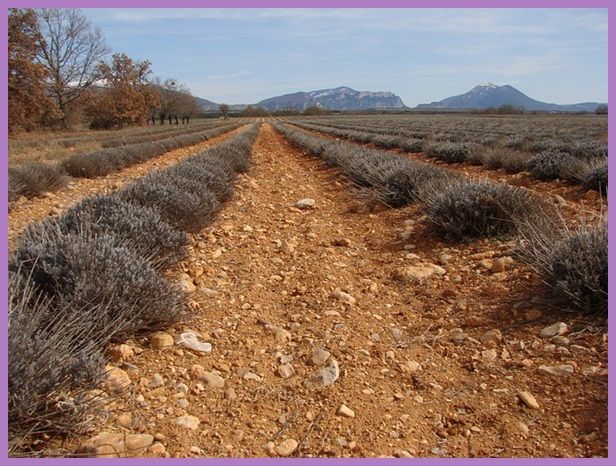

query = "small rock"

[
  {"left": 116, "top": 413, "right": 132, "bottom": 428},
  {"left": 178, "top": 273, "right": 196, "bottom": 293},
  {"left": 480, "top": 329, "right": 503, "bottom": 346},
  {"left": 176, "top": 398, "right": 189, "bottom": 409},
  {"left": 176, "top": 415, "right": 200, "bottom": 430},
  {"left": 539, "top": 322, "right": 568, "bottom": 338},
  {"left": 105, "top": 366, "right": 131, "bottom": 394},
  {"left": 406, "top": 360, "right": 421, "bottom": 372},
  {"left": 202, "top": 372, "right": 225, "bottom": 388},
  {"left": 392, "top": 265, "right": 435, "bottom": 283},
  {"left": 149, "top": 443, "right": 166, "bottom": 456},
  {"left": 150, "top": 332, "right": 174, "bottom": 349},
  {"left": 295, "top": 198, "right": 316, "bottom": 210},
  {"left": 538, "top": 364, "right": 574, "bottom": 376},
  {"left": 331, "top": 288, "right": 356, "bottom": 306},
  {"left": 275, "top": 438, "right": 299, "bottom": 457},
  {"left": 125, "top": 434, "right": 154, "bottom": 453},
  {"left": 278, "top": 363, "right": 295, "bottom": 379},
  {"left": 518, "top": 422, "right": 530, "bottom": 436},
  {"left": 109, "top": 344, "right": 135, "bottom": 362},
  {"left": 311, "top": 348, "right": 331, "bottom": 366},
  {"left": 438, "top": 253, "right": 452, "bottom": 265},
  {"left": 275, "top": 327, "right": 292, "bottom": 343},
  {"left": 80, "top": 433, "right": 125, "bottom": 457},
  {"left": 481, "top": 349, "right": 497, "bottom": 362},
  {"left": 478, "top": 259, "right": 493, "bottom": 270},
  {"left": 337, "top": 404, "right": 355, "bottom": 418},
  {"left": 311, "top": 358, "right": 340, "bottom": 387},
  {"left": 148, "top": 373, "right": 164, "bottom": 388},
  {"left": 224, "top": 388, "right": 237, "bottom": 400},
  {"left": 517, "top": 390, "right": 540, "bottom": 409},
  {"left": 176, "top": 332, "right": 212, "bottom": 353}
]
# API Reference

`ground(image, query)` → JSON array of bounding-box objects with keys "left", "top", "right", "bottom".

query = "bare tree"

[
  {"left": 36, "top": 9, "right": 109, "bottom": 126},
  {"left": 219, "top": 103, "right": 229, "bottom": 120}
]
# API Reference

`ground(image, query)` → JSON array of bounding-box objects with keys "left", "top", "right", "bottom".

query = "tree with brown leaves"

[
  {"left": 86, "top": 53, "right": 159, "bottom": 129},
  {"left": 8, "top": 9, "right": 60, "bottom": 132}
]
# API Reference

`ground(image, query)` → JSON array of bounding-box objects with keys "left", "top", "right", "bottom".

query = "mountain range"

[
  {"left": 415, "top": 83, "right": 606, "bottom": 112},
  {"left": 197, "top": 84, "right": 606, "bottom": 113}
]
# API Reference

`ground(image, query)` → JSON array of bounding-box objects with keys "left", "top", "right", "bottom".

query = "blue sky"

[{"left": 83, "top": 8, "right": 608, "bottom": 106}]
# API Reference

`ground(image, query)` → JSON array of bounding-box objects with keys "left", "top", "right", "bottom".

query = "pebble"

[
  {"left": 148, "top": 373, "right": 164, "bottom": 388},
  {"left": 539, "top": 322, "right": 568, "bottom": 338},
  {"left": 310, "top": 359, "right": 340, "bottom": 387},
  {"left": 150, "top": 332, "right": 174, "bottom": 349},
  {"left": 176, "top": 415, "right": 200, "bottom": 430},
  {"left": 337, "top": 404, "right": 355, "bottom": 418},
  {"left": 105, "top": 366, "right": 131, "bottom": 394},
  {"left": 538, "top": 364, "right": 575, "bottom": 376},
  {"left": 331, "top": 289, "right": 356, "bottom": 305},
  {"left": 517, "top": 390, "right": 540, "bottom": 409},
  {"left": 311, "top": 348, "right": 331, "bottom": 366},
  {"left": 275, "top": 438, "right": 299, "bottom": 457},
  {"left": 109, "top": 344, "right": 135, "bottom": 362},
  {"left": 80, "top": 433, "right": 153, "bottom": 457},
  {"left": 178, "top": 273, "right": 197, "bottom": 293},
  {"left": 480, "top": 329, "right": 503, "bottom": 346},
  {"left": 149, "top": 443, "right": 167, "bottom": 456},
  {"left": 125, "top": 434, "right": 154, "bottom": 453},
  {"left": 202, "top": 371, "right": 226, "bottom": 388},
  {"left": 176, "top": 332, "right": 212, "bottom": 353},
  {"left": 392, "top": 265, "right": 435, "bottom": 282},
  {"left": 278, "top": 363, "right": 295, "bottom": 379},
  {"left": 295, "top": 198, "right": 316, "bottom": 209},
  {"left": 481, "top": 349, "right": 497, "bottom": 362},
  {"left": 116, "top": 413, "right": 132, "bottom": 428},
  {"left": 225, "top": 388, "right": 238, "bottom": 400}
]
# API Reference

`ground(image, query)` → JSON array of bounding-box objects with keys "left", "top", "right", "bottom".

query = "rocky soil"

[{"left": 15, "top": 124, "right": 608, "bottom": 458}]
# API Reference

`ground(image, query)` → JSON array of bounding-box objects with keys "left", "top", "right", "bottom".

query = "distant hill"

[
  {"left": 256, "top": 86, "right": 406, "bottom": 111},
  {"left": 416, "top": 83, "right": 606, "bottom": 112},
  {"left": 195, "top": 97, "right": 219, "bottom": 111}
]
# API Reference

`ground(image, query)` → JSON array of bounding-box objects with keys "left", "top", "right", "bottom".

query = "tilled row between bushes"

[
  {"left": 7, "top": 124, "right": 261, "bottom": 455},
  {"left": 288, "top": 120, "right": 608, "bottom": 194},
  {"left": 8, "top": 122, "right": 244, "bottom": 204},
  {"left": 274, "top": 123, "right": 607, "bottom": 315}
]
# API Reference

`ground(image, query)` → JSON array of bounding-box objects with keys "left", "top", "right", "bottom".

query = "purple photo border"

[{"left": 0, "top": 0, "right": 611, "bottom": 463}]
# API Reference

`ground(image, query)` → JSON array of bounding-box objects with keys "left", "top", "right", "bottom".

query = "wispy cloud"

[{"left": 83, "top": 8, "right": 607, "bottom": 105}]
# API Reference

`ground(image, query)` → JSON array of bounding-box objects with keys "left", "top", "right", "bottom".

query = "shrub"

[
  {"left": 583, "top": 163, "right": 608, "bottom": 194},
  {"left": 399, "top": 138, "right": 424, "bottom": 153},
  {"left": 517, "top": 220, "right": 607, "bottom": 313},
  {"left": 166, "top": 160, "right": 234, "bottom": 202},
  {"left": 8, "top": 270, "right": 107, "bottom": 452},
  {"left": 424, "top": 141, "right": 475, "bottom": 163},
  {"left": 120, "top": 180, "right": 220, "bottom": 232},
  {"left": 8, "top": 163, "right": 67, "bottom": 199},
  {"left": 10, "top": 228, "right": 187, "bottom": 338},
  {"left": 478, "top": 147, "right": 531, "bottom": 173},
  {"left": 528, "top": 150, "right": 570, "bottom": 180},
  {"left": 57, "top": 195, "right": 188, "bottom": 270},
  {"left": 418, "top": 178, "right": 547, "bottom": 240},
  {"left": 504, "top": 135, "right": 526, "bottom": 150}
]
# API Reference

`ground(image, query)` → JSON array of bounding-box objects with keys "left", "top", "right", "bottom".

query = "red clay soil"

[
  {"left": 50, "top": 124, "right": 606, "bottom": 458},
  {"left": 8, "top": 125, "right": 249, "bottom": 247}
]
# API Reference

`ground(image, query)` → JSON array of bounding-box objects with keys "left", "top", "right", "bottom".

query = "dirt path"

[
  {"left": 65, "top": 124, "right": 607, "bottom": 458},
  {"left": 287, "top": 124, "right": 605, "bottom": 219},
  {"left": 8, "top": 126, "right": 249, "bottom": 246}
]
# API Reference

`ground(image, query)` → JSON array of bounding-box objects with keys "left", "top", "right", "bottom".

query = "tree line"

[{"left": 8, "top": 8, "right": 201, "bottom": 133}]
